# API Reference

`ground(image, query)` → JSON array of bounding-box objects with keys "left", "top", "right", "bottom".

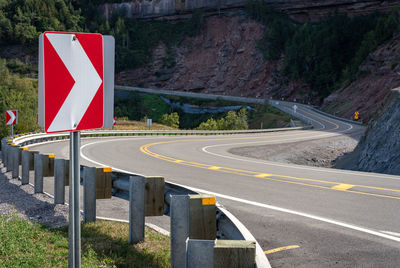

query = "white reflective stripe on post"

[{"left": 129, "top": 175, "right": 146, "bottom": 244}]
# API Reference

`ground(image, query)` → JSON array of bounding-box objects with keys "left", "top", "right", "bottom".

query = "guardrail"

[
  {"left": 2, "top": 128, "right": 316, "bottom": 267},
  {"left": 269, "top": 99, "right": 363, "bottom": 126}
]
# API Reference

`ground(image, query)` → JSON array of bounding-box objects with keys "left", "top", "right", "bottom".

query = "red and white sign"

[
  {"left": 6, "top": 110, "right": 17, "bottom": 125},
  {"left": 113, "top": 117, "right": 116, "bottom": 126},
  {"left": 38, "top": 32, "right": 104, "bottom": 133}
]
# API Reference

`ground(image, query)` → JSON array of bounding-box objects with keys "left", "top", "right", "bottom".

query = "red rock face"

[
  {"left": 116, "top": 15, "right": 286, "bottom": 100},
  {"left": 322, "top": 34, "right": 400, "bottom": 124}
]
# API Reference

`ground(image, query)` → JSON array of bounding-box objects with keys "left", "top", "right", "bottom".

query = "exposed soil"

[{"left": 229, "top": 134, "right": 362, "bottom": 168}]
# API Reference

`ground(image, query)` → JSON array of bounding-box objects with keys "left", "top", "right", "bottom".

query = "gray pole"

[
  {"left": 11, "top": 125, "right": 13, "bottom": 137},
  {"left": 68, "top": 131, "right": 81, "bottom": 268}
]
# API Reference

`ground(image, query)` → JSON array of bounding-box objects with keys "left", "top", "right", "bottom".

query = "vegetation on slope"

[
  {"left": 0, "top": 59, "right": 38, "bottom": 141},
  {"left": 246, "top": 1, "right": 400, "bottom": 99},
  {"left": 0, "top": 215, "right": 169, "bottom": 267}
]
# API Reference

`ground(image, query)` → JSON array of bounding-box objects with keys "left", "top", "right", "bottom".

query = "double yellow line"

[{"left": 140, "top": 136, "right": 400, "bottom": 200}]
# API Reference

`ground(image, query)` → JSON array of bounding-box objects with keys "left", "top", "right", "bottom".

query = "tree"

[{"left": 160, "top": 112, "right": 179, "bottom": 128}]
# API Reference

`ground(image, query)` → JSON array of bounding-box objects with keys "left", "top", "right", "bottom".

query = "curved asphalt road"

[{"left": 30, "top": 102, "right": 400, "bottom": 267}]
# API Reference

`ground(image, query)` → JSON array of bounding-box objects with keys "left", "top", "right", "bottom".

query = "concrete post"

[
  {"left": 6, "top": 143, "right": 12, "bottom": 172},
  {"left": 186, "top": 239, "right": 215, "bottom": 268},
  {"left": 21, "top": 150, "right": 30, "bottom": 185},
  {"left": 129, "top": 175, "right": 146, "bottom": 244},
  {"left": 54, "top": 158, "right": 66, "bottom": 204},
  {"left": 83, "top": 166, "right": 97, "bottom": 222},
  {"left": 1, "top": 139, "right": 6, "bottom": 164},
  {"left": 12, "top": 146, "right": 20, "bottom": 179},
  {"left": 34, "top": 154, "right": 43, "bottom": 193},
  {"left": 3, "top": 142, "right": 8, "bottom": 168},
  {"left": 170, "top": 195, "right": 190, "bottom": 268}
]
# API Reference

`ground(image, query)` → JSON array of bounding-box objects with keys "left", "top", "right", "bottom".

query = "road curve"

[{"left": 31, "top": 103, "right": 400, "bottom": 267}]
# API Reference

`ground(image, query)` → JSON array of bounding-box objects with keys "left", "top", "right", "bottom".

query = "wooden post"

[
  {"left": 145, "top": 176, "right": 164, "bottom": 216},
  {"left": 214, "top": 240, "right": 256, "bottom": 268},
  {"left": 189, "top": 194, "right": 217, "bottom": 240}
]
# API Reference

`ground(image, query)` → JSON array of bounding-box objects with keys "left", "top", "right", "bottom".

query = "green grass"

[{"left": 0, "top": 216, "right": 170, "bottom": 267}]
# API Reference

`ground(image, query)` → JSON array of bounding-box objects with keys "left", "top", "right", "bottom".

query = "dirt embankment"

[{"left": 229, "top": 133, "right": 363, "bottom": 168}]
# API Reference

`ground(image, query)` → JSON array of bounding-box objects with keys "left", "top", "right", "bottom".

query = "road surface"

[{"left": 30, "top": 102, "right": 400, "bottom": 267}]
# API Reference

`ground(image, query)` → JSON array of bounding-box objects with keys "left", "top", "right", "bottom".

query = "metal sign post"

[
  {"left": 68, "top": 131, "right": 81, "bottom": 268},
  {"left": 10, "top": 125, "right": 13, "bottom": 136}
]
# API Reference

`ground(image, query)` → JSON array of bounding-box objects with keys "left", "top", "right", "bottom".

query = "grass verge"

[{"left": 0, "top": 216, "right": 170, "bottom": 267}]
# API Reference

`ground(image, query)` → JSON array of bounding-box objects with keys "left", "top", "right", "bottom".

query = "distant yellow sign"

[{"left": 354, "top": 111, "right": 359, "bottom": 120}]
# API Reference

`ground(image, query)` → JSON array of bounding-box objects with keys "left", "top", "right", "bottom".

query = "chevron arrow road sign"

[
  {"left": 6, "top": 110, "right": 17, "bottom": 125},
  {"left": 38, "top": 32, "right": 114, "bottom": 133}
]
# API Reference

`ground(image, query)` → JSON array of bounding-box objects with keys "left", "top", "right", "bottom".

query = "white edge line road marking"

[
  {"left": 80, "top": 140, "right": 400, "bottom": 243},
  {"left": 381, "top": 231, "right": 400, "bottom": 237}
]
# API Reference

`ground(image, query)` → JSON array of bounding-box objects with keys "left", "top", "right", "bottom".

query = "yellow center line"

[
  {"left": 140, "top": 141, "right": 400, "bottom": 200},
  {"left": 264, "top": 245, "right": 300, "bottom": 255},
  {"left": 138, "top": 114, "right": 400, "bottom": 200},
  {"left": 331, "top": 184, "right": 355, "bottom": 191},
  {"left": 208, "top": 166, "right": 222, "bottom": 170}
]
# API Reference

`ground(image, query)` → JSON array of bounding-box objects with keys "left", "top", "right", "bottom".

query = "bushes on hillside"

[
  {"left": 160, "top": 112, "right": 179, "bottom": 128},
  {"left": 197, "top": 108, "right": 248, "bottom": 130}
]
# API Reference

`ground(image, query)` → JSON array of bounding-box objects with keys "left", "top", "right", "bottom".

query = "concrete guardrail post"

[
  {"left": 83, "top": 166, "right": 97, "bottom": 222},
  {"left": 54, "top": 158, "right": 66, "bottom": 204},
  {"left": 34, "top": 154, "right": 45, "bottom": 193},
  {"left": 170, "top": 194, "right": 216, "bottom": 268},
  {"left": 12, "top": 146, "right": 20, "bottom": 179},
  {"left": 186, "top": 239, "right": 215, "bottom": 268},
  {"left": 128, "top": 175, "right": 165, "bottom": 244},
  {"left": 21, "top": 149, "right": 30, "bottom": 185},
  {"left": 129, "top": 175, "right": 146, "bottom": 244},
  {"left": 171, "top": 195, "right": 190, "bottom": 268},
  {"left": 6, "top": 143, "right": 12, "bottom": 171},
  {"left": 1, "top": 139, "right": 6, "bottom": 164}
]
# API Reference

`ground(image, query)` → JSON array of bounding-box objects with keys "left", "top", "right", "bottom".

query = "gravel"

[
  {"left": 229, "top": 134, "right": 361, "bottom": 168},
  {"left": 0, "top": 163, "right": 70, "bottom": 228}
]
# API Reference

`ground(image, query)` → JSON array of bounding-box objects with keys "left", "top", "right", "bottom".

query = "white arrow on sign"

[
  {"left": 6, "top": 110, "right": 16, "bottom": 125},
  {"left": 46, "top": 34, "right": 102, "bottom": 132}
]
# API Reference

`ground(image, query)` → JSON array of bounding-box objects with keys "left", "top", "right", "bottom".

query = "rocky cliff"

[
  {"left": 322, "top": 34, "right": 400, "bottom": 124},
  {"left": 335, "top": 88, "right": 400, "bottom": 175},
  {"left": 101, "top": 0, "right": 400, "bottom": 21},
  {"left": 116, "top": 14, "right": 311, "bottom": 100}
]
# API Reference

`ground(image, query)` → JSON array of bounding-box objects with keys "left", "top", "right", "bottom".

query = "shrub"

[{"left": 160, "top": 112, "right": 179, "bottom": 128}]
